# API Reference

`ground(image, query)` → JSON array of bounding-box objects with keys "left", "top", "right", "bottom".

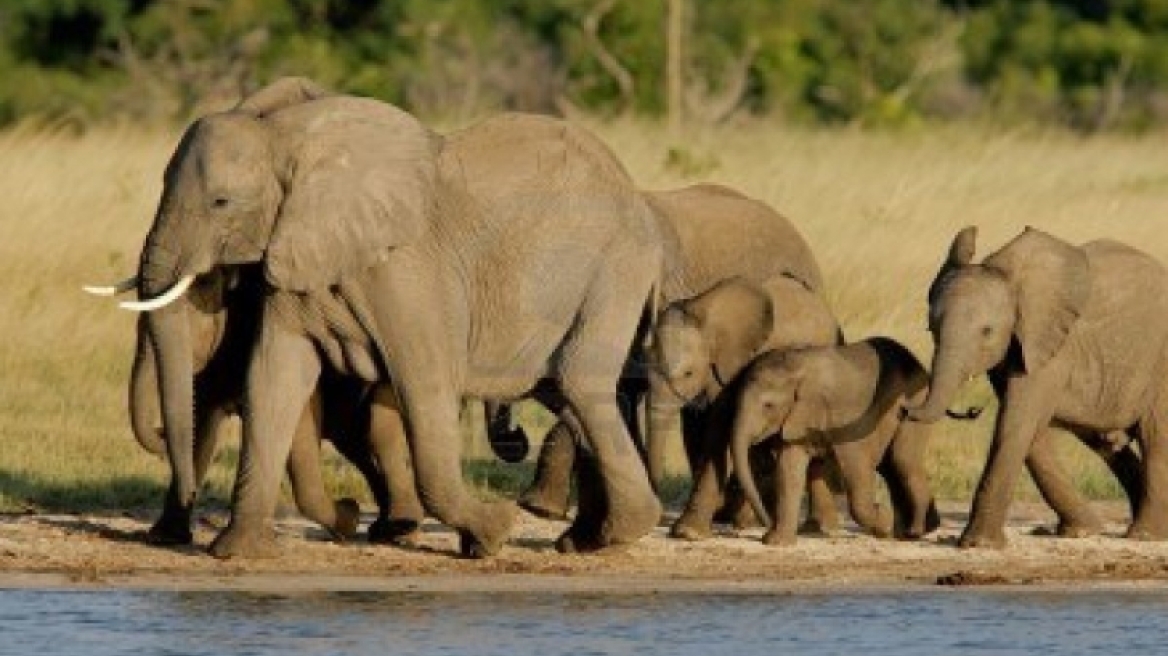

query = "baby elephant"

[{"left": 731, "top": 337, "right": 941, "bottom": 546}]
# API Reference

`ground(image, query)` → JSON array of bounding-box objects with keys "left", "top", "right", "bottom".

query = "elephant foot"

[
  {"left": 554, "top": 523, "right": 606, "bottom": 554},
  {"left": 731, "top": 504, "right": 763, "bottom": 531},
  {"left": 798, "top": 518, "right": 832, "bottom": 537},
  {"left": 518, "top": 486, "right": 572, "bottom": 522},
  {"left": 456, "top": 501, "right": 518, "bottom": 559},
  {"left": 368, "top": 516, "right": 423, "bottom": 545},
  {"left": 329, "top": 498, "right": 362, "bottom": 541},
  {"left": 208, "top": 524, "right": 281, "bottom": 560},
  {"left": 762, "top": 529, "right": 797, "bottom": 547},
  {"left": 146, "top": 518, "right": 193, "bottom": 546},
  {"left": 1056, "top": 516, "right": 1104, "bottom": 539},
  {"left": 669, "top": 517, "right": 713, "bottom": 542},
  {"left": 1125, "top": 517, "right": 1168, "bottom": 541},
  {"left": 599, "top": 491, "right": 662, "bottom": 547},
  {"left": 957, "top": 526, "right": 1008, "bottom": 549}
]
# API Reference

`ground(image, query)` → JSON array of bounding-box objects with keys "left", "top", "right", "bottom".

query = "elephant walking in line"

[
  {"left": 730, "top": 338, "right": 941, "bottom": 546},
  {"left": 513, "top": 184, "right": 834, "bottom": 524},
  {"left": 652, "top": 276, "right": 843, "bottom": 540},
  {"left": 93, "top": 77, "right": 664, "bottom": 558},
  {"left": 906, "top": 227, "right": 1162, "bottom": 548},
  {"left": 110, "top": 264, "right": 425, "bottom": 546}
]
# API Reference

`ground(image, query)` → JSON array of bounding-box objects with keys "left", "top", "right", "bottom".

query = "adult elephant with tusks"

[
  {"left": 88, "top": 263, "right": 426, "bottom": 547},
  {"left": 906, "top": 226, "right": 1161, "bottom": 548},
  {"left": 89, "top": 77, "right": 664, "bottom": 559}
]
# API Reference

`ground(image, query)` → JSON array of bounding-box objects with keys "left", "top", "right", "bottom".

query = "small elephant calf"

[{"left": 730, "top": 337, "right": 941, "bottom": 546}]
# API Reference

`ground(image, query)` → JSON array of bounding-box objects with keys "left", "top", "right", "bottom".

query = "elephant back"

[{"left": 646, "top": 184, "right": 824, "bottom": 303}]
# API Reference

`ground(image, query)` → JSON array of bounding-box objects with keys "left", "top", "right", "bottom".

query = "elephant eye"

[
  {"left": 682, "top": 368, "right": 695, "bottom": 378},
  {"left": 981, "top": 325, "right": 993, "bottom": 337},
  {"left": 212, "top": 197, "right": 230, "bottom": 209}
]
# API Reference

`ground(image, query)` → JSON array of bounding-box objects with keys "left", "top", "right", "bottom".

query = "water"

[{"left": 1, "top": 587, "right": 1166, "bottom": 655}]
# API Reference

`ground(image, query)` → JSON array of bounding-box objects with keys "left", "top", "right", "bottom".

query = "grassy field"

[{"left": 1, "top": 118, "right": 1166, "bottom": 514}]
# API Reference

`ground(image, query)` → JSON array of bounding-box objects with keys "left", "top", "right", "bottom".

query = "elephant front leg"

[
  {"left": 209, "top": 322, "right": 321, "bottom": 559},
  {"left": 764, "top": 443, "right": 809, "bottom": 546},
  {"left": 1027, "top": 428, "right": 1102, "bottom": 538},
  {"left": 366, "top": 386, "right": 426, "bottom": 544},
  {"left": 149, "top": 400, "right": 227, "bottom": 546},
  {"left": 671, "top": 417, "right": 729, "bottom": 541},
  {"left": 961, "top": 377, "right": 1054, "bottom": 549},
  {"left": 518, "top": 420, "right": 577, "bottom": 521}
]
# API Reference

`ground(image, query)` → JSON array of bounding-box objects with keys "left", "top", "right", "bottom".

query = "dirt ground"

[{"left": 2, "top": 501, "right": 1167, "bottom": 592}]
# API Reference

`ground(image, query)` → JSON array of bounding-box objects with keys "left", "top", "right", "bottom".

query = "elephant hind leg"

[
  {"left": 1027, "top": 428, "right": 1103, "bottom": 538},
  {"left": 286, "top": 394, "right": 360, "bottom": 541},
  {"left": 883, "top": 421, "right": 939, "bottom": 539},
  {"left": 1128, "top": 412, "right": 1168, "bottom": 540},
  {"left": 553, "top": 256, "right": 662, "bottom": 552},
  {"left": 518, "top": 420, "right": 576, "bottom": 521},
  {"left": 362, "top": 387, "right": 425, "bottom": 543},
  {"left": 800, "top": 457, "right": 840, "bottom": 536}
]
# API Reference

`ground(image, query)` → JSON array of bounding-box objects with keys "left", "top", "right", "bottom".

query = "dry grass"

[{"left": 2, "top": 118, "right": 1166, "bottom": 514}]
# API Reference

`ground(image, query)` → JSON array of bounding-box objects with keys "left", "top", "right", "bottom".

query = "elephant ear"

[
  {"left": 236, "top": 77, "right": 333, "bottom": 117},
  {"left": 783, "top": 382, "right": 830, "bottom": 443},
  {"left": 682, "top": 277, "right": 774, "bottom": 384},
  {"left": 984, "top": 227, "right": 1091, "bottom": 373},
  {"left": 265, "top": 99, "right": 441, "bottom": 292},
  {"left": 928, "top": 226, "right": 978, "bottom": 308}
]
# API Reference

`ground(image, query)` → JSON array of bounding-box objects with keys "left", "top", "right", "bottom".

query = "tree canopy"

[{"left": 2, "top": 0, "right": 1167, "bottom": 131}]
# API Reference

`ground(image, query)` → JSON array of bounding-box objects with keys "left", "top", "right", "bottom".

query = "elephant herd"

[{"left": 85, "top": 77, "right": 1168, "bottom": 561}]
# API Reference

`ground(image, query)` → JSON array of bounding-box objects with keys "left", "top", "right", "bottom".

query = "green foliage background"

[{"left": 2, "top": 0, "right": 1168, "bottom": 130}]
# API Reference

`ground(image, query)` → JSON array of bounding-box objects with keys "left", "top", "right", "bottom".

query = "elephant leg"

[
  {"left": 836, "top": 443, "right": 893, "bottom": 538},
  {"left": 365, "top": 386, "right": 426, "bottom": 544},
  {"left": 1105, "top": 443, "right": 1145, "bottom": 522},
  {"left": 1128, "top": 411, "right": 1168, "bottom": 540},
  {"left": 554, "top": 273, "right": 661, "bottom": 552},
  {"left": 149, "top": 398, "right": 227, "bottom": 545},
  {"left": 1026, "top": 428, "right": 1102, "bottom": 538},
  {"left": 285, "top": 393, "right": 361, "bottom": 542},
  {"left": 763, "top": 443, "right": 809, "bottom": 546},
  {"left": 209, "top": 323, "right": 322, "bottom": 559},
  {"left": 961, "top": 377, "right": 1055, "bottom": 549},
  {"left": 518, "top": 420, "right": 577, "bottom": 521},
  {"left": 883, "top": 421, "right": 939, "bottom": 539},
  {"left": 671, "top": 412, "right": 728, "bottom": 541},
  {"left": 800, "top": 457, "right": 840, "bottom": 535}
]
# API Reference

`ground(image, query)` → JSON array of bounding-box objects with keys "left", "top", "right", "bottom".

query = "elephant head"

[
  {"left": 645, "top": 278, "right": 774, "bottom": 485},
  {"left": 905, "top": 226, "right": 1090, "bottom": 423},
  {"left": 729, "top": 348, "right": 837, "bottom": 526},
  {"left": 87, "top": 77, "right": 440, "bottom": 510}
]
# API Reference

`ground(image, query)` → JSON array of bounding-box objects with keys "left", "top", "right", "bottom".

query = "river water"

[{"left": 1, "top": 587, "right": 1165, "bottom": 655}]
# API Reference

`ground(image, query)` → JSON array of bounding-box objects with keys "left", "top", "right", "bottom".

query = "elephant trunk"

[
  {"left": 646, "top": 385, "right": 685, "bottom": 491},
  {"left": 141, "top": 257, "right": 199, "bottom": 508},
  {"left": 731, "top": 415, "right": 771, "bottom": 528},
  {"left": 905, "top": 344, "right": 968, "bottom": 424},
  {"left": 128, "top": 320, "right": 166, "bottom": 456}
]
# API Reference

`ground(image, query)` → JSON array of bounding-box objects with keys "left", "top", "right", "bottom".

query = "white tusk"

[
  {"left": 118, "top": 275, "right": 196, "bottom": 312},
  {"left": 83, "top": 276, "right": 140, "bottom": 297}
]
